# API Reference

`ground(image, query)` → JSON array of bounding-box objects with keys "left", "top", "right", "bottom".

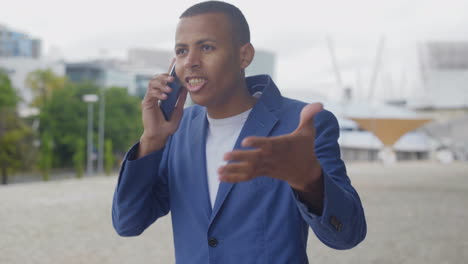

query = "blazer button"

[
  {"left": 330, "top": 215, "right": 343, "bottom": 231},
  {"left": 208, "top": 237, "right": 218, "bottom": 247}
]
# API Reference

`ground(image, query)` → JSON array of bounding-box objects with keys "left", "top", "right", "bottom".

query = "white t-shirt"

[{"left": 205, "top": 109, "right": 252, "bottom": 208}]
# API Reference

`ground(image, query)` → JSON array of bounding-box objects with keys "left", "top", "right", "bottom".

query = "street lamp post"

[{"left": 83, "top": 94, "right": 99, "bottom": 176}]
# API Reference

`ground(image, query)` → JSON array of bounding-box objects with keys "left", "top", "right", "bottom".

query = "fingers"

[
  {"left": 221, "top": 148, "right": 269, "bottom": 182},
  {"left": 141, "top": 72, "right": 180, "bottom": 123},
  {"left": 146, "top": 86, "right": 168, "bottom": 100},
  {"left": 219, "top": 172, "right": 250, "bottom": 183},
  {"left": 218, "top": 162, "right": 255, "bottom": 183},
  {"left": 241, "top": 136, "right": 275, "bottom": 155},
  {"left": 147, "top": 74, "right": 174, "bottom": 101},
  {"left": 224, "top": 148, "right": 262, "bottom": 162}
]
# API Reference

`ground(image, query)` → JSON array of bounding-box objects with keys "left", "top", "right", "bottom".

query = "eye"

[
  {"left": 201, "top": 44, "right": 215, "bottom": 52},
  {"left": 175, "top": 48, "right": 188, "bottom": 56}
]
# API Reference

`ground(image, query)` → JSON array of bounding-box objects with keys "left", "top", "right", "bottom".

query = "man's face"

[{"left": 174, "top": 13, "right": 245, "bottom": 108}]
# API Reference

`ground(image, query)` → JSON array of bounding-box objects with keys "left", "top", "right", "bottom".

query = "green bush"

[
  {"left": 73, "top": 138, "right": 85, "bottom": 178},
  {"left": 104, "top": 139, "right": 114, "bottom": 176},
  {"left": 38, "top": 132, "right": 53, "bottom": 181}
]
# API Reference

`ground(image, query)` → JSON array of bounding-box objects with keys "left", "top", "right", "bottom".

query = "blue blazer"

[{"left": 112, "top": 75, "right": 366, "bottom": 263}]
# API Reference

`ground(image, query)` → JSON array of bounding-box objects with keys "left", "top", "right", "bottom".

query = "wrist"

[
  {"left": 137, "top": 133, "right": 168, "bottom": 158},
  {"left": 291, "top": 164, "right": 323, "bottom": 193},
  {"left": 291, "top": 164, "right": 324, "bottom": 215}
]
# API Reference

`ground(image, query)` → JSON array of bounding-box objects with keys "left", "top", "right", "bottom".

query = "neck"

[{"left": 206, "top": 79, "right": 257, "bottom": 119}]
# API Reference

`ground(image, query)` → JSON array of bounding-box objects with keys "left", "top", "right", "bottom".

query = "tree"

[
  {"left": 104, "top": 139, "right": 114, "bottom": 175},
  {"left": 39, "top": 82, "right": 93, "bottom": 168},
  {"left": 73, "top": 138, "right": 85, "bottom": 178},
  {"left": 0, "top": 71, "right": 18, "bottom": 107},
  {"left": 0, "top": 111, "right": 33, "bottom": 184},
  {"left": 104, "top": 87, "right": 143, "bottom": 155},
  {"left": 26, "top": 69, "right": 66, "bottom": 108},
  {"left": 39, "top": 83, "right": 142, "bottom": 169},
  {"left": 0, "top": 72, "right": 34, "bottom": 184},
  {"left": 38, "top": 131, "right": 53, "bottom": 181}
]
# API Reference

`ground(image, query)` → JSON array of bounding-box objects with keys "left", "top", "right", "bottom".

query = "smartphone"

[{"left": 160, "top": 64, "right": 183, "bottom": 121}]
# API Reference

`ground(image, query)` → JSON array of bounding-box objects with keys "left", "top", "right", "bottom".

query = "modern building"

[
  {"left": 66, "top": 49, "right": 173, "bottom": 96},
  {"left": 413, "top": 41, "right": 468, "bottom": 119},
  {"left": 127, "top": 48, "right": 173, "bottom": 70},
  {"left": 125, "top": 49, "right": 173, "bottom": 97},
  {"left": 282, "top": 86, "right": 434, "bottom": 162},
  {"left": 328, "top": 101, "right": 432, "bottom": 162},
  {"left": 66, "top": 61, "right": 136, "bottom": 92},
  {"left": 65, "top": 60, "right": 165, "bottom": 97},
  {"left": 246, "top": 49, "right": 275, "bottom": 79},
  {"left": 407, "top": 41, "right": 468, "bottom": 161},
  {"left": 126, "top": 48, "right": 276, "bottom": 79},
  {"left": 0, "top": 24, "right": 41, "bottom": 58},
  {"left": 127, "top": 48, "right": 276, "bottom": 96},
  {"left": 0, "top": 57, "right": 65, "bottom": 116},
  {"left": 67, "top": 48, "right": 276, "bottom": 99}
]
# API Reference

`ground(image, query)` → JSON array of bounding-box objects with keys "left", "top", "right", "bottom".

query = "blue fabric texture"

[{"left": 112, "top": 75, "right": 366, "bottom": 263}]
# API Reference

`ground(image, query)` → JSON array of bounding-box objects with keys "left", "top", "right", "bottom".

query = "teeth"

[{"left": 188, "top": 78, "right": 205, "bottom": 86}]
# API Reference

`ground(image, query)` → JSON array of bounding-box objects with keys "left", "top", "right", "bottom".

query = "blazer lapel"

[
  {"left": 190, "top": 110, "right": 212, "bottom": 219},
  {"left": 209, "top": 101, "right": 279, "bottom": 225}
]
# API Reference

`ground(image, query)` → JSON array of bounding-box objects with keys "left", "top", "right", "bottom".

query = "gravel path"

[{"left": 1, "top": 162, "right": 467, "bottom": 264}]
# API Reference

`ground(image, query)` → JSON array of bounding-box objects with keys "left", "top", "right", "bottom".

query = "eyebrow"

[{"left": 175, "top": 38, "right": 217, "bottom": 48}]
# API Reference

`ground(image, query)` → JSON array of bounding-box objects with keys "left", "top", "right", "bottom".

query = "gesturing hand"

[{"left": 219, "top": 103, "right": 324, "bottom": 192}]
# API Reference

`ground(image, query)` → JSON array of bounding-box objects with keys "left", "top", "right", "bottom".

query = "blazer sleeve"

[
  {"left": 295, "top": 109, "right": 367, "bottom": 249},
  {"left": 112, "top": 140, "right": 171, "bottom": 237}
]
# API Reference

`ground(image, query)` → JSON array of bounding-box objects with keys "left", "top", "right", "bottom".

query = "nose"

[{"left": 183, "top": 50, "right": 201, "bottom": 69}]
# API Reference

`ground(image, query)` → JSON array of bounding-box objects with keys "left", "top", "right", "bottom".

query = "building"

[
  {"left": 127, "top": 48, "right": 276, "bottom": 97},
  {"left": 413, "top": 41, "right": 468, "bottom": 120},
  {"left": 66, "top": 61, "right": 164, "bottom": 97},
  {"left": 66, "top": 61, "right": 135, "bottom": 93},
  {"left": 127, "top": 48, "right": 275, "bottom": 79},
  {"left": 245, "top": 49, "right": 275, "bottom": 79},
  {"left": 408, "top": 41, "right": 468, "bottom": 161},
  {"left": 281, "top": 86, "right": 434, "bottom": 162},
  {"left": 127, "top": 48, "right": 173, "bottom": 70},
  {"left": 0, "top": 57, "right": 65, "bottom": 115},
  {"left": 125, "top": 48, "right": 172, "bottom": 97},
  {"left": 0, "top": 24, "right": 60, "bottom": 116},
  {"left": 66, "top": 49, "right": 173, "bottom": 96},
  {"left": 67, "top": 48, "right": 276, "bottom": 99},
  {"left": 329, "top": 101, "right": 432, "bottom": 162},
  {"left": 0, "top": 24, "right": 41, "bottom": 58}
]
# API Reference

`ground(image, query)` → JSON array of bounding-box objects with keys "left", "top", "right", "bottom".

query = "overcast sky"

[{"left": 2, "top": 0, "right": 468, "bottom": 101}]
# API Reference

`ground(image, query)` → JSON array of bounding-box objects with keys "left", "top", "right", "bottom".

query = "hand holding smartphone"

[{"left": 160, "top": 64, "right": 183, "bottom": 121}]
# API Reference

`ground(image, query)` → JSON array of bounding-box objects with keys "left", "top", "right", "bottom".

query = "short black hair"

[{"left": 179, "top": 1, "right": 250, "bottom": 45}]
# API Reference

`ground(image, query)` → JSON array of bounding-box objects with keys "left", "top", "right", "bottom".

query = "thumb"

[{"left": 296, "top": 103, "right": 323, "bottom": 134}]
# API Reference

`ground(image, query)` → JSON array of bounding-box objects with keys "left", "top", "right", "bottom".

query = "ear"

[{"left": 239, "top": 43, "right": 255, "bottom": 70}]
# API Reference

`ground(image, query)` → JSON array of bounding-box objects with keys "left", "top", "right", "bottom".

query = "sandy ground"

[{"left": 1, "top": 161, "right": 468, "bottom": 264}]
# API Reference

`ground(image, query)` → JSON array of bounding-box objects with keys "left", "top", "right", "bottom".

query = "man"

[{"left": 112, "top": 1, "right": 366, "bottom": 263}]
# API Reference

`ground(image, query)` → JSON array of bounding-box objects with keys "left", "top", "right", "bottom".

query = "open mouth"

[{"left": 185, "top": 77, "right": 207, "bottom": 92}]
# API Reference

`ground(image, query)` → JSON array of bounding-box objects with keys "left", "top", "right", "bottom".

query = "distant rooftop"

[
  {"left": 416, "top": 41, "right": 468, "bottom": 109},
  {"left": 424, "top": 41, "right": 468, "bottom": 70}
]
